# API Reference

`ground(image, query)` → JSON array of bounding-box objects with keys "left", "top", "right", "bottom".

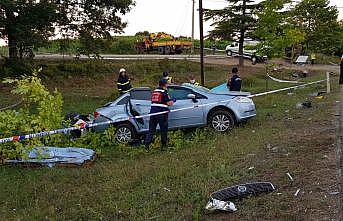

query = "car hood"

[{"left": 210, "top": 83, "right": 251, "bottom": 96}]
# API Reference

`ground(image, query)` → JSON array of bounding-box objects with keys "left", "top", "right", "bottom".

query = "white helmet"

[{"left": 119, "top": 68, "right": 126, "bottom": 73}]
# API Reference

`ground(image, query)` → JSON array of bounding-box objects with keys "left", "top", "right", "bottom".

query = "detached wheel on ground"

[
  {"left": 226, "top": 50, "right": 233, "bottom": 56},
  {"left": 208, "top": 110, "right": 235, "bottom": 132},
  {"left": 115, "top": 123, "right": 137, "bottom": 144}
]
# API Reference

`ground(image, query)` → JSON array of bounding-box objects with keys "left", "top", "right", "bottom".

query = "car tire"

[
  {"left": 115, "top": 123, "right": 137, "bottom": 144},
  {"left": 226, "top": 50, "right": 233, "bottom": 57},
  {"left": 208, "top": 110, "right": 235, "bottom": 132},
  {"left": 251, "top": 56, "right": 257, "bottom": 65}
]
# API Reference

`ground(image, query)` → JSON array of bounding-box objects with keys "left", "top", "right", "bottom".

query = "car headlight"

[{"left": 235, "top": 96, "right": 252, "bottom": 103}]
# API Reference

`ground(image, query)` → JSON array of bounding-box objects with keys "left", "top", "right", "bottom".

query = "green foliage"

[
  {"left": 254, "top": 0, "right": 342, "bottom": 57},
  {"left": 0, "top": 71, "right": 64, "bottom": 161},
  {"left": 0, "top": 0, "right": 135, "bottom": 60},
  {"left": 291, "top": 0, "right": 341, "bottom": 55}
]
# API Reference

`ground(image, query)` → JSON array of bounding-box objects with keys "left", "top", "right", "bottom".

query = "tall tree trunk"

[
  {"left": 6, "top": 8, "right": 18, "bottom": 61},
  {"left": 238, "top": 0, "right": 247, "bottom": 67},
  {"left": 8, "top": 31, "right": 18, "bottom": 60}
]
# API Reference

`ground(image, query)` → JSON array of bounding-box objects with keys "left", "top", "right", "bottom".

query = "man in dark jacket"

[
  {"left": 117, "top": 68, "right": 132, "bottom": 94},
  {"left": 227, "top": 67, "right": 242, "bottom": 91},
  {"left": 144, "top": 78, "right": 175, "bottom": 149}
]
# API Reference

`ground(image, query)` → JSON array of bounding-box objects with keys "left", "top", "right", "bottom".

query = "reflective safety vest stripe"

[
  {"left": 151, "top": 103, "right": 168, "bottom": 108},
  {"left": 154, "top": 89, "right": 165, "bottom": 93},
  {"left": 117, "top": 80, "right": 130, "bottom": 86}
]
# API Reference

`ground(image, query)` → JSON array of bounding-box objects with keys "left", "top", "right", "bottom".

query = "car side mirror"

[{"left": 187, "top": 94, "right": 198, "bottom": 103}]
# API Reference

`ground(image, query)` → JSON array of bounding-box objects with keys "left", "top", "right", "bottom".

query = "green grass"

[{"left": 0, "top": 60, "right": 339, "bottom": 220}]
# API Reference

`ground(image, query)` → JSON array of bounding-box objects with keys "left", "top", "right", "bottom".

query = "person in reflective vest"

[
  {"left": 188, "top": 74, "right": 200, "bottom": 86},
  {"left": 144, "top": 78, "right": 175, "bottom": 149},
  {"left": 310, "top": 53, "right": 316, "bottom": 65},
  {"left": 117, "top": 68, "right": 132, "bottom": 94},
  {"left": 162, "top": 71, "right": 173, "bottom": 84},
  {"left": 227, "top": 67, "right": 242, "bottom": 91}
]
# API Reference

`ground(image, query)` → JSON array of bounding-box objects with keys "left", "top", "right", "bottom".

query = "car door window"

[
  {"left": 117, "top": 96, "right": 130, "bottom": 105},
  {"left": 168, "top": 87, "right": 192, "bottom": 100}
]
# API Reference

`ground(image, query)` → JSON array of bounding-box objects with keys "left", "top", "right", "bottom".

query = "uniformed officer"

[
  {"left": 188, "top": 74, "right": 200, "bottom": 86},
  {"left": 227, "top": 67, "right": 242, "bottom": 91},
  {"left": 162, "top": 71, "right": 173, "bottom": 84},
  {"left": 117, "top": 68, "right": 132, "bottom": 94},
  {"left": 144, "top": 78, "right": 175, "bottom": 149}
]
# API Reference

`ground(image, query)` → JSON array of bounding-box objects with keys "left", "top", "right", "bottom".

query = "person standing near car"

[
  {"left": 117, "top": 68, "right": 132, "bottom": 95},
  {"left": 162, "top": 71, "right": 173, "bottom": 84},
  {"left": 227, "top": 67, "right": 242, "bottom": 91},
  {"left": 188, "top": 74, "right": 200, "bottom": 86},
  {"left": 144, "top": 78, "right": 175, "bottom": 150},
  {"left": 310, "top": 53, "right": 316, "bottom": 65}
]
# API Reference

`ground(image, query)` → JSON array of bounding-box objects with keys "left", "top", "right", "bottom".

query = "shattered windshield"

[{"left": 181, "top": 83, "right": 211, "bottom": 93}]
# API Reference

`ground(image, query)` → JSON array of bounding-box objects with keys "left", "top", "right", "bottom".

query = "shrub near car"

[{"left": 93, "top": 83, "right": 256, "bottom": 143}]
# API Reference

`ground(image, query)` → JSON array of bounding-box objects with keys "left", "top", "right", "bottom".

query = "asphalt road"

[{"left": 34, "top": 53, "right": 340, "bottom": 73}]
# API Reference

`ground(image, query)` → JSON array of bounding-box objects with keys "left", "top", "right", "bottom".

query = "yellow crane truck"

[{"left": 135, "top": 32, "right": 192, "bottom": 55}]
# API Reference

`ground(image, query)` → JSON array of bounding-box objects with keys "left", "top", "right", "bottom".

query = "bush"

[{"left": 0, "top": 71, "right": 64, "bottom": 162}]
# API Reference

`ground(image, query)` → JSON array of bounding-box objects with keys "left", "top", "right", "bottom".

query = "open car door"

[{"left": 129, "top": 88, "right": 152, "bottom": 130}]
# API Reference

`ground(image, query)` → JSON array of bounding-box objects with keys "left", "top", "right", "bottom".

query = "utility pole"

[
  {"left": 191, "top": 0, "right": 195, "bottom": 54},
  {"left": 199, "top": 0, "right": 205, "bottom": 86}
]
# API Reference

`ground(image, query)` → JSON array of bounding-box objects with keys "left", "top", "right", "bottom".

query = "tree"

[
  {"left": 253, "top": 0, "right": 306, "bottom": 60},
  {"left": 204, "top": 0, "right": 263, "bottom": 66},
  {"left": 0, "top": 0, "right": 134, "bottom": 60},
  {"left": 290, "top": 0, "right": 341, "bottom": 55}
]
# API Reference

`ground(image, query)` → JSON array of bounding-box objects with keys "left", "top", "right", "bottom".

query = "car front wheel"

[
  {"left": 226, "top": 50, "right": 233, "bottom": 56},
  {"left": 251, "top": 56, "right": 257, "bottom": 65},
  {"left": 115, "top": 123, "right": 137, "bottom": 144},
  {"left": 209, "top": 110, "right": 235, "bottom": 132}
]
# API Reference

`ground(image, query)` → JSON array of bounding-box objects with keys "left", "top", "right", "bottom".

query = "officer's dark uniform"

[
  {"left": 227, "top": 74, "right": 242, "bottom": 91},
  {"left": 117, "top": 75, "right": 132, "bottom": 94},
  {"left": 144, "top": 87, "right": 172, "bottom": 148}
]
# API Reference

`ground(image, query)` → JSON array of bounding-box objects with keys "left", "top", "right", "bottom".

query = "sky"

[
  {"left": 120, "top": 0, "right": 343, "bottom": 38},
  {"left": 0, "top": 0, "right": 342, "bottom": 45}
]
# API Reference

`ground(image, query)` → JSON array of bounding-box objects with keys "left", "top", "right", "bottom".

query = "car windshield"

[{"left": 181, "top": 83, "right": 211, "bottom": 93}]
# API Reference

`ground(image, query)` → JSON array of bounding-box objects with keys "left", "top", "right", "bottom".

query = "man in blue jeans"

[{"left": 144, "top": 79, "right": 175, "bottom": 149}]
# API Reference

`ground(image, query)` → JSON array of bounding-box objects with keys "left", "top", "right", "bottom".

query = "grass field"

[{"left": 0, "top": 60, "right": 341, "bottom": 220}]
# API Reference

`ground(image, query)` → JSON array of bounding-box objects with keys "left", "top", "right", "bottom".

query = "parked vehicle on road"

[
  {"left": 93, "top": 83, "right": 256, "bottom": 143},
  {"left": 225, "top": 39, "right": 267, "bottom": 64},
  {"left": 135, "top": 32, "right": 192, "bottom": 55}
]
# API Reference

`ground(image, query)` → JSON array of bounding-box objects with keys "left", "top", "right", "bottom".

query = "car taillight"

[{"left": 93, "top": 111, "right": 100, "bottom": 119}]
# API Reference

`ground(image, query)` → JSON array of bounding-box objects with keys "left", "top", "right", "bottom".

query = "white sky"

[
  {"left": 0, "top": 0, "right": 342, "bottom": 45},
  {"left": 121, "top": 0, "right": 343, "bottom": 38}
]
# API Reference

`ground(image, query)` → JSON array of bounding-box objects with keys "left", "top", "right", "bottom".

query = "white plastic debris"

[
  {"left": 205, "top": 198, "right": 237, "bottom": 212},
  {"left": 294, "top": 189, "right": 300, "bottom": 197},
  {"left": 286, "top": 172, "right": 294, "bottom": 182}
]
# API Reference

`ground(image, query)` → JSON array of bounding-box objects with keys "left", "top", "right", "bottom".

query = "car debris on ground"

[
  {"left": 6, "top": 146, "right": 96, "bottom": 168},
  {"left": 294, "top": 188, "right": 301, "bottom": 197},
  {"left": 296, "top": 100, "right": 312, "bottom": 109},
  {"left": 286, "top": 172, "right": 294, "bottom": 182},
  {"left": 205, "top": 182, "right": 276, "bottom": 212}
]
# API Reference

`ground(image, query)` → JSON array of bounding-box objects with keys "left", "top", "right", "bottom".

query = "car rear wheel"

[
  {"left": 209, "top": 110, "right": 235, "bottom": 132},
  {"left": 226, "top": 50, "right": 233, "bottom": 56},
  {"left": 115, "top": 123, "right": 137, "bottom": 144}
]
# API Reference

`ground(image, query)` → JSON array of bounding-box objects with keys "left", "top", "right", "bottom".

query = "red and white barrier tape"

[{"left": 0, "top": 79, "right": 326, "bottom": 144}]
